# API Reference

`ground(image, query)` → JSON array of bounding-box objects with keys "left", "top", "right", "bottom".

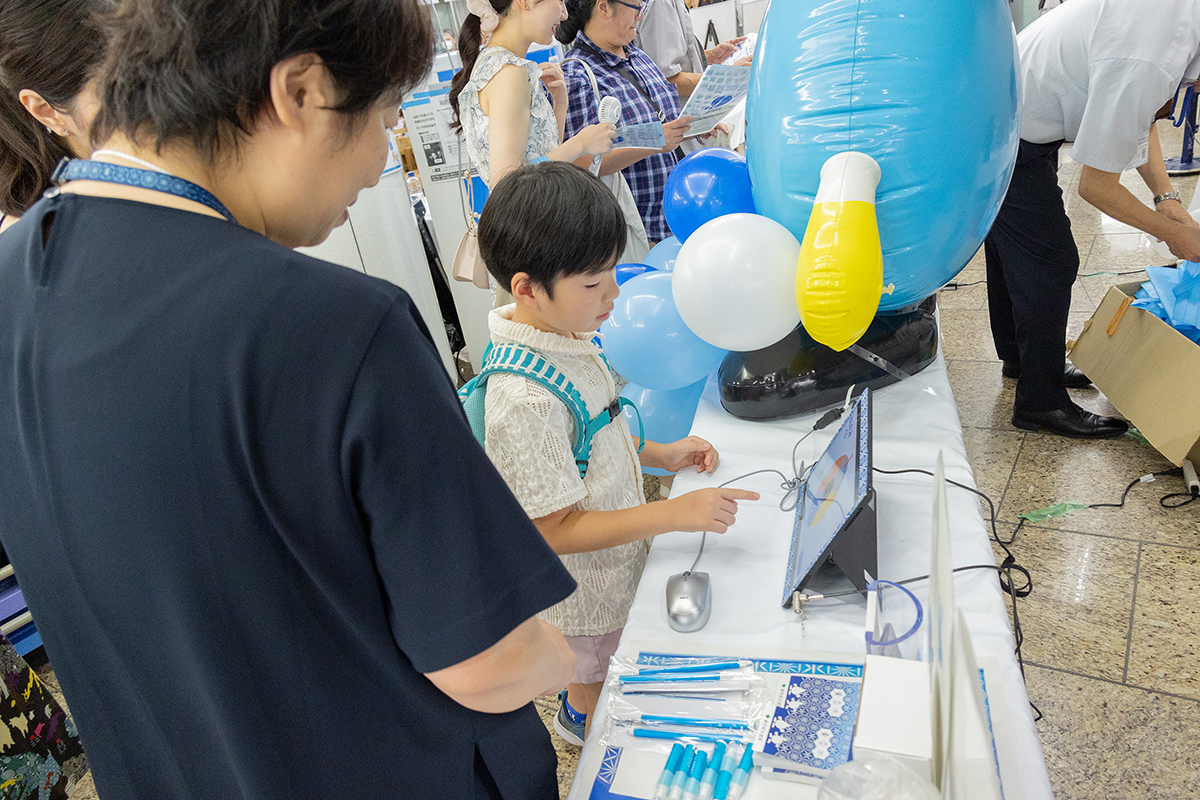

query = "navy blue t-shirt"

[{"left": 0, "top": 194, "right": 576, "bottom": 799}]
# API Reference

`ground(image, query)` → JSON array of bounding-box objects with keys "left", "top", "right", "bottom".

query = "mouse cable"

[{"left": 686, "top": 466, "right": 810, "bottom": 574}]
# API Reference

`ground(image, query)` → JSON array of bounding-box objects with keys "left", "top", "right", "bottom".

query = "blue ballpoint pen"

[
  {"left": 681, "top": 751, "right": 707, "bottom": 800},
  {"left": 653, "top": 743, "right": 685, "bottom": 800},
  {"left": 619, "top": 673, "right": 724, "bottom": 684},
  {"left": 633, "top": 729, "right": 739, "bottom": 744},
  {"left": 640, "top": 715, "right": 750, "bottom": 730},
  {"left": 719, "top": 743, "right": 739, "bottom": 775},
  {"left": 697, "top": 742, "right": 725, "bottom": 800},
  {"left": 637, "top": 661, "right": 742, "bottom": 675},
  {"left": 726, "top": 740, "right": 756, "bottom": 800},
  {"left": 712, "top": 771, "right": 733, "bottom": 800},
  {"left": 667, "top": 747, "right": 696, "bottom": 800}
]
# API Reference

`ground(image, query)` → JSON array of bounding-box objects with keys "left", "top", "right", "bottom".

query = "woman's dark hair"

[
  {"left": 0, "top": 0, "right": 109, "bottom": 217},
  {"left": 448, "top": 0, "right": 514, "bottom": 132},
  {"left": 93, "top": 0, "right": 435, "bottom": 159},
  {"left": 555, "top": 0, "right": 598, "bottom": 46},
  {"left": 479, "top": 161, "right": 625, "bottom": 297}
]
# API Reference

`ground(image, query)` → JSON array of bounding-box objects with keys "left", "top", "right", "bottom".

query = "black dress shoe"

[
  {"left": 1001, "top": 360, "right": 1093, "bottom": 388},
  {"left": 1012, "top": 403, "right": 1129, "bottom": 439}
]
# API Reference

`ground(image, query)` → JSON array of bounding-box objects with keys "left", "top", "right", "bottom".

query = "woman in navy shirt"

[{"left": 0, "top": 1, "right": 576, "bottom": 797}]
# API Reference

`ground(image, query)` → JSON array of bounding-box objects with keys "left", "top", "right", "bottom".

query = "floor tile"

[
  {"left": 937, "top": 270, "right": 988, "bottom": 310},
  {"left": 945, "top": 359, "right": 1015, "bottom": 430},
  {"left": 960, "top": 425, "right": 1023, "bottom": 499},
  {"left": 1128, "top": 544, "right": 1200, "bottom": 699},
  {"left": 994, "top": 524, "right": 1137, "bottom": 682},
  {"left": 1026, "top": 665, "right": 1200, "bottom": 800},
  {"left": 940, "top": 309, "right": 1000, "bottom": 361},
  {"left": 997, "top": 435, "right": 1200, "bottom": 548}
]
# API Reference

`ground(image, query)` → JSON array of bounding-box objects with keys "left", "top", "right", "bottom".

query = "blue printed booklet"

[{"left": 750, "top": 673, "right": 862, "bottom": 784}]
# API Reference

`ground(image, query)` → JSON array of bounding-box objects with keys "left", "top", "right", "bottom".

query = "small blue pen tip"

[
  {"left": 690, "top": 752, "right": 708, "bottom": 779},
  {"left": 737, "top": 744, "right": 754, "bottom": 770}
]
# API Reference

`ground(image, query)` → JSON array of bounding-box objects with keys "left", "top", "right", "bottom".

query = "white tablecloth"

[{"left": 567, "top": 352, "right": 1053, "bottom": 800}]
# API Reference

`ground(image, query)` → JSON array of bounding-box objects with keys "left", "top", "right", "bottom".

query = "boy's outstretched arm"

[
  {"left": 533, "top": 486, "right": 759, "bottom": 555},
  {"left": 636, "top": 436, "right": 719, "bottom": 474}
]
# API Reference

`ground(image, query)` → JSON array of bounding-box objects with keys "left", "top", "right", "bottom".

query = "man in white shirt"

[
  {"left": 633, "top": 0, "right": 746, "bottom": 100},
  {"left": 986, "top": 0, "right": 1200, "bottom": 438}
]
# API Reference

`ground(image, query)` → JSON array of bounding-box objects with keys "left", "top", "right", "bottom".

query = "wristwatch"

[{"left": 1153, "top": 190, "right": 1182, "bottom": 205}]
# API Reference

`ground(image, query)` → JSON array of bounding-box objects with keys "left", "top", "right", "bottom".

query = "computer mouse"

[{"left": 665, "top": 571, "right": 711, "bottom": 633}]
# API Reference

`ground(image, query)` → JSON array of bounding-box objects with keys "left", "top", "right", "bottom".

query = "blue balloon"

[
  {"left": 621, "top": 379, "right": 707, "bottom": 476},
  {"left": 615, "top": 262, "right": 657, "bottom": 286},
  {"left": 746, "top": 0, "right": 1019, "bottom": 310},
  {"left": 643, "top": 236, "right": 682, "bottom": 271},
  {"left": 663, "top": 149, "right": 756, "bottom": 243},
  {"left": 601, "top": 272, "right": 726, "bottom": 391}
]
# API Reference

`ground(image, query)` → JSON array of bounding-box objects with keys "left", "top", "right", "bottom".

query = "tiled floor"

[{"left": 34, "top": 121, "right": 1200, "bottom": 798}]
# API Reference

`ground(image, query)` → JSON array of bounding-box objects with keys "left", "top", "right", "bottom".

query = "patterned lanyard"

[{"left": 51, "top": 158, "right": 236, "bottom": 223}]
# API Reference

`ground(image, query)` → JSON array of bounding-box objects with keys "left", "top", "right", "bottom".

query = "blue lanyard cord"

[{"left": 52, "top": 158, "right": 237, "bottom": 223}]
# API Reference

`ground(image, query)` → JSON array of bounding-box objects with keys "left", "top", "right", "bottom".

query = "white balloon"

[{"left": 673, "top": 213, "right": 802, "bottom": 351}]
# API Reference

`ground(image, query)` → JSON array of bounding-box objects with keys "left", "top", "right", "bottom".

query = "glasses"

[{"left": 612, "top": 0, "right": 648, "bottom": 16}]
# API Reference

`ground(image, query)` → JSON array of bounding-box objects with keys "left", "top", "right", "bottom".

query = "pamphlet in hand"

[
  {"left": 612, "top": 121, "right": 667, "bottom": 151},
  {"left": 678, "top": 64, "right": 752, "bottom": 137}
]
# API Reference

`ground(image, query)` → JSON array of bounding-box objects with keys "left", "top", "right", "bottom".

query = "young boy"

[{"left": 477, "top": 162, "right": 759, "bottom": 744}]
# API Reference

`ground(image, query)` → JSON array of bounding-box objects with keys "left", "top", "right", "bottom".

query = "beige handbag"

[{"left": 451, "top": 163, "right": 491, "bottom": 290}]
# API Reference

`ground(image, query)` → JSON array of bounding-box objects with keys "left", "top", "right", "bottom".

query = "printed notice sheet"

[
  {"left": 678, "top": 64, "right": 751, "bottom": 137},
  {"left": 612, "top": 121, "right": 666, "bottom": 151}
]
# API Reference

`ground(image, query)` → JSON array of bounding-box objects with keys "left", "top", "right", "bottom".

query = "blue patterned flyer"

[
  {"left": 678, "top": 65, "right": 751, "bottom": 137},
  {"left": 752, "top": 674, "right": 861, "bottom": 775}
]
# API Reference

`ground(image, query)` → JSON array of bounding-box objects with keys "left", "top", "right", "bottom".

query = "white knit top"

[{"left": 483, "top": 306, "right": 648, "bottom": 636}]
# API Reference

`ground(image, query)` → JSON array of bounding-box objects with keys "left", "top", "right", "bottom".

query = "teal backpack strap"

[
  {"left": 593, "top": 348, "right": 645, "bottom": 454},
  {"left": 462, "top": 341, "right": 638, "bottom": 478}
]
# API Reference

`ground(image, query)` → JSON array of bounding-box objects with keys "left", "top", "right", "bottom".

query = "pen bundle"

[
  {"left": 650, "top": 741, "right": 757, "bottom": 800},
  {"left": 601, "top": 657, "right": 769, "bottom": 751}
]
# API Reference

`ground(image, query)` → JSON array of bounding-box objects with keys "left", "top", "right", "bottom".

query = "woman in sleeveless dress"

[{"left": 449, "top": 0, "right": 616, "bottom": 187}]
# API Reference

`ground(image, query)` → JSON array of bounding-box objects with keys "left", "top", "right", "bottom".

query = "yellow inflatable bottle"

[{"left": 796, "top": 152, "right": 893, "bottom": 351}]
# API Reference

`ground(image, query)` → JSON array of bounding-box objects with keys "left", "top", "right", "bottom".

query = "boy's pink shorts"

[{"left": 565, "top": 627, "right": 624, "bottom": 685}]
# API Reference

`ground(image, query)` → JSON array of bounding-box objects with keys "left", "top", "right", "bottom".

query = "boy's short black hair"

[
  {"left": 93, "top": 0, "right": 434, "bottom": 158},
  {"left": 479, "top": 162, "right": 626, "bottom": 298}
]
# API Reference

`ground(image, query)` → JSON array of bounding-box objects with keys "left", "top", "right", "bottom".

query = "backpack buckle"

[{"left": 606, "top": 397, "right": 622, "bottom": 421}]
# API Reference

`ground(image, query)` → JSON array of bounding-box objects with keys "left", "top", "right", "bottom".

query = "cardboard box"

[{"left": 1069, "top": 281, "right": 1200, "bottom": 466}]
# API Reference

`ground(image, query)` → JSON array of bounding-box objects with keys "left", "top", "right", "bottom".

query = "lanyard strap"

[
  {"left": 52, "top": 158, "right": 237, "bottom": 223},
  {"left": 573, "top": 39, "right": 667, "bottom": 122}
]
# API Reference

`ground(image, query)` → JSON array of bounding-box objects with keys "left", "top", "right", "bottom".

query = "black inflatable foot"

[{"left": 718, "top": 295, "right": 939, "bottom": 420}]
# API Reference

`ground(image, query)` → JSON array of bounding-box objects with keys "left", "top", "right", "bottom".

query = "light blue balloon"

[
  {"left": 621, "top": 379, "right": 707, "bottom": 476},
  {"left": 746, "top": 0, "right": 1019, "bottom": 310},
  {"left": 601, "top": 272, "right": 726, "bottom": 391},
  {"left": 644, "top": 236, "right": 682, "bottom": 271}
]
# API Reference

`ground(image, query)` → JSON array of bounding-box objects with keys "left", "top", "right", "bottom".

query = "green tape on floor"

[
  {"left": 1125, "top": 427, "right": 1151, "bottom": 446},
  {"left": 1019, "top": 501, "right": 1088, "bottom": 522}
]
